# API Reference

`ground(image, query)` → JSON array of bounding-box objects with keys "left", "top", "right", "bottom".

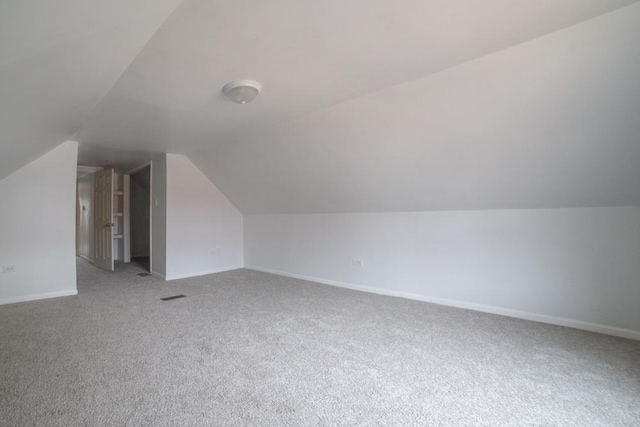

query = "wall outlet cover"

[{"left": 2, "top": 265, "right": 16, "bottom": 273}]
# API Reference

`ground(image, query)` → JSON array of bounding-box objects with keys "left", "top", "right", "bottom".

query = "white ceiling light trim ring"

[{"left": 222, "top": 80, "right": 262, "bottom": 104}]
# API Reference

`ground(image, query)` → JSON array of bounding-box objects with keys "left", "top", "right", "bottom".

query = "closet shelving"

[{"left": 112, "top": 172, "right": 130, "bottom": 262}]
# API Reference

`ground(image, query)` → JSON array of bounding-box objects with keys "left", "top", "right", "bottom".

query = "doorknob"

[{"left": 106, "top": 223, "right": 114, "bottom": 228}]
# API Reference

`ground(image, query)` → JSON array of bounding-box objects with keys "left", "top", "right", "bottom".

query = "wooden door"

[{"left": 94, "top": 169, "right": 114, "bottom": 271}]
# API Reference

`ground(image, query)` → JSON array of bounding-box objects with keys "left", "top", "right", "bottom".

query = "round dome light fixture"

[{"left": 222, "top": 80, "right": 262, "bottom": 104}]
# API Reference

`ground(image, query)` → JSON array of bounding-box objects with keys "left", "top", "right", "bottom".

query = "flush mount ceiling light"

[{"left": 222, "top": 80, "right": 262, "bottom": 104}]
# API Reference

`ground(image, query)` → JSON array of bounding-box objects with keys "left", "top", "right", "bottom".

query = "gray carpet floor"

[{"left": 1, "top": 259, "right": 639, "bottom": 426}]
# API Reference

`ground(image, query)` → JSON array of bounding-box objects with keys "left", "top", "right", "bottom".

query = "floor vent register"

[{"left": 160, "top": 295, "right": 186, "bottom": 301}]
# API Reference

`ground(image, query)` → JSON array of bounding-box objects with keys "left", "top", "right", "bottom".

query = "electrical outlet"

[
  {"left": 351, "top": 259, "right": 363, "bottom": 267},
  {"left": 2, "top": 265, "right": 16, "bottom": 274}
]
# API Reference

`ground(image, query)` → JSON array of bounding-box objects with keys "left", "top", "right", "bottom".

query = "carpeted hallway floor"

[{"left": 1, "top": 259, "right": 639, "bottom": 426}]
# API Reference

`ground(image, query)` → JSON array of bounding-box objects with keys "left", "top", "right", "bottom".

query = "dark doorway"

[{"left": 130, "top": 165, "right": 151, "bottom": 272}]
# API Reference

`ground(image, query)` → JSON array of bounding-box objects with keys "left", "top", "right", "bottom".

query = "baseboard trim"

[
  {"left": 150, "top": 271, "right": 166, "bottom": 280},
  {"left": 0, "top": 289, "right": 78, "bottom": 306},
  {"left": 165, "top": 265, "right": 244, "bottom": 281},
  {"left": 77, "top": 255, "right": 95, "bottom": 264},
  {"left": 245, "top": 265, "right": 640, "bottom": 341}
]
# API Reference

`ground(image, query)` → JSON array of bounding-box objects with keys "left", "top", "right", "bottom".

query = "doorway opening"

[
  {"left": 129, "top": 165, "right": 151, "bottom": 272},
  {"left": 75, "top": 162, "right": 152, "bottom": 275}
]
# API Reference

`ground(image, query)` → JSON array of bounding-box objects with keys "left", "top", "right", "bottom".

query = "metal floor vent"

[
  {"left": 161, "top": 294, "right": 186, "bottom": 301},
  {"left": 137, "top": 273, "right": 151, "bottom": 277}
]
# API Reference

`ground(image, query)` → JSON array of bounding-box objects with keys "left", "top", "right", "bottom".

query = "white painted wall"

[
  {"left": 0, "top": 141, "right": 78, "bottom": 304},
  {"left": 76, "top": 172, "right": 94, "bottom": 262},
  {"left": 151, "top": 155, "right": 167, "bottom": 278},
  {"left": 245, "top": 207, "right": 640, "bottom": 339},
  {"left": 165, "top": 154, "right": 243, "bottom": 280}
]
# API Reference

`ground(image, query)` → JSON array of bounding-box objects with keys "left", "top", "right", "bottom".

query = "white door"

[{"left": 94, "top": 169, "right": 114, "bottom": 271}]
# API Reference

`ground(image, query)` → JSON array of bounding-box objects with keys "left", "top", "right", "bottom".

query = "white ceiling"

[
  {"left": 0, "top": 0, "right": 184, "bottom": 180},
  {"left": 2, "top": 1, "right": 639, "bottom": 213},
  {"left": 190, "top": 3, "right": 640, "bottom": 213}
]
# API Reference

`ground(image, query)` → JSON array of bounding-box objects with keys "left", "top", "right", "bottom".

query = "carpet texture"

[{"left": 1, "top": 259, "right": 639, "bottom": 426}]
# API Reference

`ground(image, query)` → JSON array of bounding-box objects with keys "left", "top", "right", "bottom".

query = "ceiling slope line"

[
  {"left": 188, "top": 0, "right": 640, "bottom": 151},
  {"left": 74, "top": 0, "right": 189, "bottom": 146}
]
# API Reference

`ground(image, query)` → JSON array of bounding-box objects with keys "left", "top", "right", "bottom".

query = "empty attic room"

[{"left": 1, "top": 0, "right": 640, "bottom": 425}]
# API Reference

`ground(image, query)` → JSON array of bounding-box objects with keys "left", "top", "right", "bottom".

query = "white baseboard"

[
  {"left": 245, "top": 265, "right": 640, "bottom": 341},
  {"left": 77, "top": 255, "right": 94, "bottom": 264},
  {"left": 0, "top": 289, "right": 78, "bottom": 306},
  {"left": 150, "top": 271, "right": 166, "bottom": 280},
  {"left": 164, "top": 265, "right": 244, "bottom": 281}
]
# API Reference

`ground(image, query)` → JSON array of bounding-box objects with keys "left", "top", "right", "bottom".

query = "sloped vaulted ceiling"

[
  {"left": 0, "top": 0, "right": 185, "bottom": 180},
  {"left": 2, "top": 1, "right": 640, "bottom": 213},
  {"left": 189, "top": 2, "right": 640, "bottom": 213}
]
